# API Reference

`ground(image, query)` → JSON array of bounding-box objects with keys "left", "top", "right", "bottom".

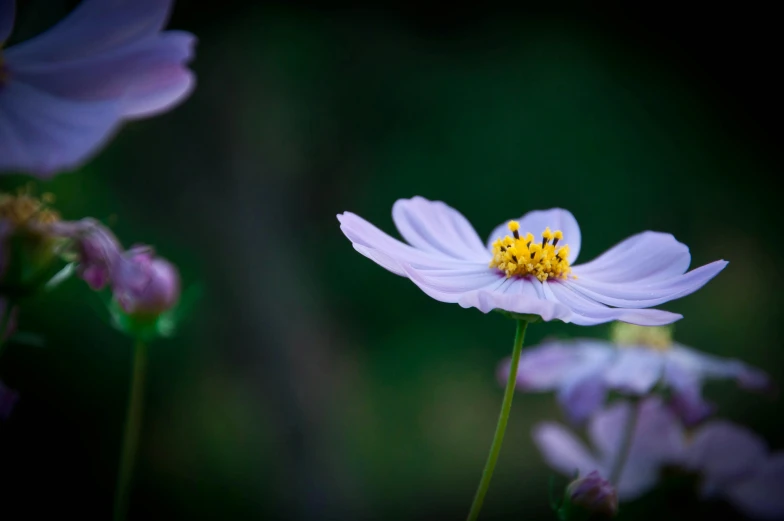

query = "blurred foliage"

[{"left": 1, "top": 2, "right": 781, "bottom": 520}]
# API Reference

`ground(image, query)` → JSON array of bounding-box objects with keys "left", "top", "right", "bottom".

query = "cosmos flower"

[
  {"left": 533, "top": 398, "right": 685, "bottom": 501},
  {"left": 500, "top": 324, "right": 772, "bottom": 424},
  {"left": 0, "top": 0, "right": 195, "bottom": 176},
  {"left": 535, "top": 398, "right": 784, "bottom": 519},
  {"left": 338, "top": 197, "right": 727, "bottom": 325}
]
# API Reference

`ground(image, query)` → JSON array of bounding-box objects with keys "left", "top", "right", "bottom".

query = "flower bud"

[
  {"left": 562, "top": 471, "right": 618, "bottom": 519},
  {"left": 112, "top": 251, "right": 180, "bottom": 317}
]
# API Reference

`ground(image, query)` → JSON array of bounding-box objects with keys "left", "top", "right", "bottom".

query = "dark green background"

[{"left": 1, "top": 2, "right": 781, "bottom": 520}]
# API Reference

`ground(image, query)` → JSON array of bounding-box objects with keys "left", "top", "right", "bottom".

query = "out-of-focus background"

[{"left": 1, "top": 1, "right": 782, "bottom": 519}]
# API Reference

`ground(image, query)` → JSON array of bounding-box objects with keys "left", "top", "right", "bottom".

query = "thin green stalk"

[
  {"left": 466, "top": 319, "right": 528, "bottom": 521},
  {"left": 113, "top": 339, "right": 148, "bottom": 521},
  {"left": 608, "top": 399, "right": 640, "bottom": 486}
]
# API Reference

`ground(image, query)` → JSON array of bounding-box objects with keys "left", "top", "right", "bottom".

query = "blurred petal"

[
  {"left": 486, "top": 208, "right": 581, "bottom": 263},
  {"left": 0, "top": 0, "right": 13, "bottom": 43},
  {"left": 0, "top": 82, "right": 120, "bottom": 175},
  {"left": 726, "top": 454, "right": 784, "bottom": 520},
  {"left": 685, "top": 421, "right": 767, "bottom": 493},
  {"left": 567, "top": 260, "right": 728, "bottom": 309},
  {"left": 547, "top": 282, "right": 683, "bottom": 326},
  {"left": 572, "top": 232, "right": 691, "bottom": 283},
  {"left": 5, "top": 0, "right": 172, "bottom": 62},
  {"left": 603, "top": 349, "right": 664, "bottom": 394},
  {"left": 533, "top": 422, "right": 600, "bottom": 477},
  {"left": 669, "top": 344, "right": 772, "bottom": 391},
  {"left": 0, "top": 378, "right": 19, "bottom": 420},
  {"left": 392, "top": 197, "right": 489, "bottom": 262},
  {"left": 11, "top": 31, "right": 195, "bottom": 117},
  {"left": 556, "top": 366, "right": 608, "bottom": 424},
  {"left": 665, "top": 364, "right": 714, "bottom": 426},
  {"left": 505, "top": 340, "right": 612, "bottom": 390}
]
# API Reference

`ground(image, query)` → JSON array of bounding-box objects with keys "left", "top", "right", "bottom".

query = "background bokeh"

[{"left": 1, "top": 1, "right": 782, "bottom": 519}]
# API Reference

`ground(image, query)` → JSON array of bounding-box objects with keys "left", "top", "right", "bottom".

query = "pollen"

[
  {"left": 611, "top": 323, "right": 673, "bottom": 351},
  {"left": 489, "top": 221, "right": 572, "bottom": 281},
  {"left": 0, "top": 185, "right": 61, "bottom": 227}
]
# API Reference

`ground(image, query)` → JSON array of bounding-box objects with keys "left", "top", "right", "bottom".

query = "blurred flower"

[
  {"left": 0, "top": 188, "right": 66, "bottom": 296},
  {"left": 112, "top": 248, "right": 180, "bottom": 317},
  {"left": 562, "top": 470, "right": 619, "bottom": 519},
  {"left": 0, "top": 377, "right": 18, "bottom": 420},
  {"left": 533, "top": 398, "right": 685, "bottom": 501},
  {"left": 0, "top": 0, "right": 196, "bottom": 176},
  {"left": 536, "top": 397, "right": 784, "bottom": 518},
  {"left": 50, "top": 218, "right": 180, "bottom": 318},
  {"left": 500, "top": 324, "right": 771, "bottom": 423},
  {"left": 338, "top": 197, "right": 726, "bottom": 325},
  {"left": 683, "top": 421, "right": 784, "bottom": 520}
]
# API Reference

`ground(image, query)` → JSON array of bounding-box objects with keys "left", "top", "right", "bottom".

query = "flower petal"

[
  {"left": 668, "top": 344, "right": 772, "bottom": 391},
  {"left": 602, "top": 348, "right": 665, "bottom": 394},
  {"left": 725, "top": 454, "right": 784, "bottom": 520},
  {"left": 547, "top": 281, "right": 683, "bottom": 326},
  {"left": 533, "top": 422, "right": 601, "bottom": 477},
  {"left": 486, "top": 208, "right": 581, "bottom": 263},
  {"left": 590, "top": 399, "right": 685, "bottom": 500},
  {"left": 556, "top": 367, "right": 609, "bottom": 424},
  {"left": 572, "top": 232, "right": 692, "bottom": 284},
  {"left": 0, "top": 82, "right": 121, "bottom": 175},
  {"left": 4, "top": 0, "right": 172, "bottom": 62},
  {"left": 503, "top": 339, "right": 613, "bottom": 391},
  {"left": 402, "top": 264, "right": 573, "bottom": 319},
  {"left": 338, "top": 212, "right": 474, "bottom": 273},
  {"left": 0, "top": 0, "right": 14, "bottom": 44},
  {"left": 685, "top": 421, "right": 768, "bottom": 494},
  {"left": 566, "top": 260, "right": 728, "bottom": 309},
  {"left": 10, "top": 31, "right": 195, "bottom": 118},
  {"left": 392, "top": 197, "right": 490, "bottom": 262}
]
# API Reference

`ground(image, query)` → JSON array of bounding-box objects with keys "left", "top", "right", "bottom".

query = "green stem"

[
  {"left": 608, "top": 399, "right": 640, "bottom": 486},
  {"left": 466, "top": 319, "right": 528, "bottom": 521},
  {"left": 113, "top": 339, "right": 148, "bottom": 521}
]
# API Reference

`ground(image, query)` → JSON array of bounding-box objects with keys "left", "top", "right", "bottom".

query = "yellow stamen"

[
  {"left": 0, "top": 185, "right": 61, "bottom": 227},
  {"left": 488, "top": 221, "right": 573, "bottom": 281},
  {"left": 611, "top": 323, "right": 673, "bottom": 351}
]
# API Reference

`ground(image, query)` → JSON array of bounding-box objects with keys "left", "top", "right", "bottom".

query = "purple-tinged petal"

[
  {"left": 338, "top": 212, "right": 474, "bottom": 273},
  {"left": 401, "top": 264, "right": 574, "bottom": 319},
  {"left": 556, "top": 365, "right": 609, "bottom": 424},
  {"left": 602, "top": 348, "right": 665, "bottom": 394},
  {"left": 10, "top": 31, "right": 196, "bottom": 118},
  {"left": 572, "top": 232, "right": 692, "bottom": 284},
  {"left": 685, "top": 421, "right": 767, "bottom": 494},
  {"left": 547, "top": 281, "right": 683, "bottom": 326},
  {"left": 5, "top": 0, "right": 172, "bottom": 63},
  {"left": 392, "top": 197, "right": 489, "bottom": 262},
  {"left": 503, "top": 340, "right": 613, "bottom": 391},
  {"left": 533, "top": 422, "right": 601, "bottom": 477},
  {"left": 566, "top": 260, "right": 728, "bottom": 309},
  {"left": 669, "top": 344, "right": 772, "bottom": 392},
  {"left": 725, "top": 453, "right": 784, "bottom": 520},
  {"left": 0, "top": 0, "right": 13, "bottom": 44},
  {"left": 486, "top": 208, "right": 581, "bottom": 263},
  {"left": 665, "top": 365, "right": 714, "bottom": 426},
  {"left": 589, "top": 399, "right": 685, "bottom": 500},
  {"left": 0, "top": 82, "right": 121, "bottom": 175}
]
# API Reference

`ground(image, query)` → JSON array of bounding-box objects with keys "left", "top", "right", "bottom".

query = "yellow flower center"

[
  {"left": 489, "top": 221, "right": 572, "bottom": 281},
  {"left": 611, "top": 323, "right": 673, "bottom": 351},
  {"left": 0, "top": 186, "right": 60, "bottom": 228}
]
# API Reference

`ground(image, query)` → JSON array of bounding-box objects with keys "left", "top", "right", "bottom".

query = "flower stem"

[
  {"left": 113, "top": 339, "right": 148, "bottom": 521},
  {"left": 466, "top": 319, "right": 528, "bottom": 521},
  {"left": 608, "top": 399, "right": 640, "bottom": 486}
]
